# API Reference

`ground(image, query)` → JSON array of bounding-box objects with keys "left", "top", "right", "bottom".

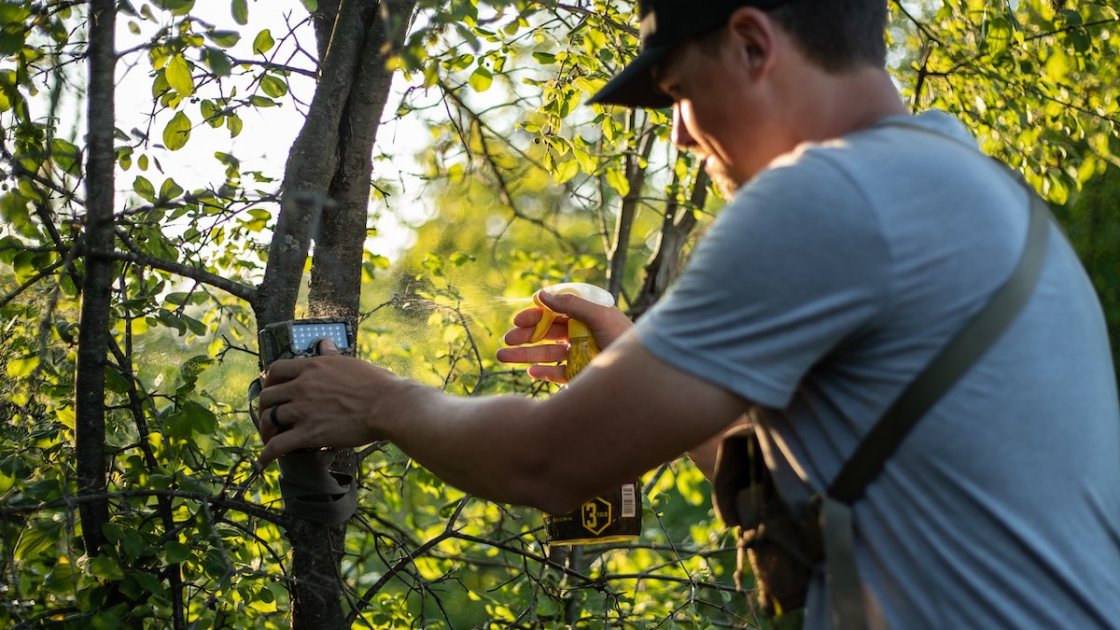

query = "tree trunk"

[
  {"left": 308, "top": 0, "right": 416, "bottom": 319},
  {"left": 253, "top": 1, "right": 417, "bottom": 627},
  {"left": 74, "top": 0, "right": 115, "bottom": 557},
  {"left": 606, "top": 122, "right": 656, "bottom": 300},
  {"left": 256, "top": 0, "right": 377, "bottom": 325},
  {"left": 630, "top": 170, "right": 708, "bottom": 320}
]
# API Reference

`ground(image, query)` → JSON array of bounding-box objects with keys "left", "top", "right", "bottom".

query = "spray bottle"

[{"left": 529, "top": 283, "right": 642, "bottom": 546}]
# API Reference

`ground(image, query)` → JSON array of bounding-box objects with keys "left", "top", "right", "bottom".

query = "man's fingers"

[
  {"left": 527, "top": 365, "right": 567, "bottom": 384},
  {"left": 257, "top": 429, "right": 307, "bottom": 468},
  {"left": 258, "top": 401, "right": 295, "bottom": 442},
  {"left": 536, "top": 290, "right": 605, "bottom": 322},
  {"left": 317, "top": 338, "right": 340, "bottom": 355},
  {"left": 503, "top": 320, "right": 568, "bottom": 346},
  {"left": 496, "top": 343, "right": 568, "bottom": 365},
  {"left": 263, "top": 358, "right": 305, "bottom": 386},
  {"left": 258, "top": 381, "right": 295, "bottom": 413},
  {"left": 511, "top": 307, "right": 546, "bottom": 328}
]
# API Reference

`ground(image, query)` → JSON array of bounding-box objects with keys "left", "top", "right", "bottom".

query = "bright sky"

[{"left": 109, "top": 0, "right": 434, "bottom": 258}]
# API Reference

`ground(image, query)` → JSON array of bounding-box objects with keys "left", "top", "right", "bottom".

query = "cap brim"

[{"left": 587, "top": 44, "right": 675, "bottom": 109}]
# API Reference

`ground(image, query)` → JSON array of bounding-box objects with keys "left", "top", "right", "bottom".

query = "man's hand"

[
  {"left": 496, "top": 290, "right": 633, "bottom": 383},
  {"left": 256, "top": 339, "right": 406, "bottom": 468}
]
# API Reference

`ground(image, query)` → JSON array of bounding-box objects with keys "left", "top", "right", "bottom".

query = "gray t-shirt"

[{"left": 636, "top": 111, "right": 1120, "bottom": 628}]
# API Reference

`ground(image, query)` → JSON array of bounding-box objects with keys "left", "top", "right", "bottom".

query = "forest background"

[{"left": 1, "top": 0, "right": 1117, "bottom": 627}]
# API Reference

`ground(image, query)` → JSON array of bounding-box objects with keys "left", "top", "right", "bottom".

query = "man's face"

[{"left": 655, "top": 22, "right": 784, "bottom": 198}]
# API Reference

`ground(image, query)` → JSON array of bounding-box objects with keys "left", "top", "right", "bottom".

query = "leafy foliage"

[{"left": 0, "top": 0, "right": 1117, "bottom": 627}]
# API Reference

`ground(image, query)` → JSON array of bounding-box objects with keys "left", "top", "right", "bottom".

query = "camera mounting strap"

[{"left": 247, "top": 378, "right": 358, "bottom": 526}]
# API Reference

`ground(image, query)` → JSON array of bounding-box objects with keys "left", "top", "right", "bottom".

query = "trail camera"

[
  {"left": 250, "top": 318, "right": 359, "bottom": 527},
  {"left": 258, "top": 318, "right": 356, "bottom": 368}
]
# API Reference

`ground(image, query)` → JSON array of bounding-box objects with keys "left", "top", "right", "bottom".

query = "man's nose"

[{"left": 670, "top": 103, "right": 696, "bottom": 148}]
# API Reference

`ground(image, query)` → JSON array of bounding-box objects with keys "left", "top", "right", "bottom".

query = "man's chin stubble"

[{"left": 704, "top": 161, "right": 740, "bottom": 199}]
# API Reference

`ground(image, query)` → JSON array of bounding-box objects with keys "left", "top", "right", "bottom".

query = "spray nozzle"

[{"left": 529, "top": 282, "right": 615, "bottom": 343}]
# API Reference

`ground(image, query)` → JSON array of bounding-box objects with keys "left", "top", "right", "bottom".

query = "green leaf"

[
  {"left": 185, "top": 401, "right": 218, "bottom": 434},
  {"left": 0, "top": 192, "right": 35, "bottom": 237},
  {"left": 422, "top": 253, "right": 444, "bottom": 277},
  {"left": 227, "top": 114, "right": 243, "bottom": 138},
  {"left": 554, "top": 157, "right": 579, "bottom": 183},
  {"left": 50, "top": 138, "right": 82, "bottom": 176},
  {"left": 23, "top": 478, "right": 62, "bottom": 501},
  {"left": 180, "top": 356, "right": 214, "bottom": 386},
  {"left": 0, "top": 468, "right": 13, "bottom": 494},
  {"left": 162, "top": 110, "right": 192, "bottom": 150},
  {"left": 207, "top": 30, "right": 240, "bottom": 48},
  {"left": 166, "top": 409, "right": 192, "bottom": 439},
  {"left": 469, "top": 66, "right": 493, "bottom": 93},
  {"left": 152, "top": 0, "right": 195, "bottom": 15},
  {"left": 203, "top": 47, "right": 233, "bottom": 77},
  {"left": 133, "top": 175, "right": 156, "bottom": 201},
  {"left": 532, "top": 51, "right": 556, "bottom": 64},
  {"left": 260, "top": 74, "right": 288, "bottom": 98},
  {"left": 1043, "top": 48, "right": 1072, "bottom": 83},
  {"left": 15, "top": 520, "right": 61, "bottom": 560},
  {"left": 450, "top": 252, "right": 475, "bottom": 267},
  {"left": 182, "top": 314, "right": 207, "bottom": 336},
  {"left": 252, "top": 29, "right": 274, "bottom": 55},
  {"left": 200, "top": 99, "right": 220, "bottom": 126},
  {"left": 105, "top": 367, "right": 132, "bottom": 394},
  {"left": 6, "top": 355, "right": 39, "bottom": 378},
  {"left": 159, "top": 177, "right": 184, "bottom": 201},
  {"left": 232, "top": 0, "right": 248, "bottom": 25},
  {"left": 164, "top": 541, "right": 192, "bottom": 564},
  {"left": 88, "top": 555, "right": 125, "bottom": 581},
  {"left": 165, "top": 54, "right": 193, "bottom": 96},
  {"left": 44, "top": 557, "right": 76, "bottom": 595},
  {"left": 984, "top": 17, "right": 1011, "bottom": 55},
  {"left": 605, "top": 166, "right": 631, "bottom": 197},
  {"left": 130, "top": 571, "right": 164, "bottom": 596}
]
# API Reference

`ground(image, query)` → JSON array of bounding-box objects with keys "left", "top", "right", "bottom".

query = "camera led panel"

[{"left": 290, "top": 322, "right": 350, "bottom": 353}]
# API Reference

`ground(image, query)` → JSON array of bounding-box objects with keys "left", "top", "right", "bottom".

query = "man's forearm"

[{"left": 380, "top": 383, "right": 596, "bottom": 513}]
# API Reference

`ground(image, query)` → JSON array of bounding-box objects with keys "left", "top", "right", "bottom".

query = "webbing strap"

[{"left": 820, "top": 498, "right": 867, "bottom": 629}]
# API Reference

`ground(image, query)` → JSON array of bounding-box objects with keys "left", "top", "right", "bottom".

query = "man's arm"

[{"left": 257, "top": 330, "right": 749, "bottom": 514}]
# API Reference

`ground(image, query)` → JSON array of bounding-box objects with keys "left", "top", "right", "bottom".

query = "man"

[{"left": 258, "top": 0, "right": 1120, "bottom": 627}]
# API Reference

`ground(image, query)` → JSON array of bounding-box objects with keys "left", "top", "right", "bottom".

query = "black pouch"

[{"left": 712, "top": 423, "right": 820, "bottom": 617}]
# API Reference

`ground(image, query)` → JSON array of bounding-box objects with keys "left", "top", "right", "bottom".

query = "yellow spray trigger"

[
  {"left": 528, "top": 283, "right": 614, "bottom": 343},
  {"left": 530, "top": 292, "right": 558, "bottom": 343}
]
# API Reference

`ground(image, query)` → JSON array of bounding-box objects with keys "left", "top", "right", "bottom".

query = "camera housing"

[{"left": 257, "top": 318, "right": 356, "bottom": 369}]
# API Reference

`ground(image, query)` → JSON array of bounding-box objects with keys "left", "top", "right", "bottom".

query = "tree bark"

[{"left": 74, "top": 0, "right": 115, "bottom": 557}]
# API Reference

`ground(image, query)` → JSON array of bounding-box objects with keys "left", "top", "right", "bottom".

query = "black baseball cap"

[{"left": 588, "top": 0, "right": 793, "bottom": 108}]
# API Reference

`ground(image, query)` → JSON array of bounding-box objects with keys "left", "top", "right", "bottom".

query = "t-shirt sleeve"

[{"left": 635, "top": 151, "right": 891, "bottom": 409}]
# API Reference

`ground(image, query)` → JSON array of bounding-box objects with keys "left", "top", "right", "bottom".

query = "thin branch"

[
  {"left": 0, "top": 489, "right": 291, "bottom": 527},
  {"left": 0, "top": 261, "right": 64, "bottom": 310},
  {"left": 112, "top": 229, "right": 256, "bottom": 303}
]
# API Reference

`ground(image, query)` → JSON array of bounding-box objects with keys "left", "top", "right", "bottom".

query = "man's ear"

[{"left": 727, "top": 7, "right": 777, "bottom": 76}]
